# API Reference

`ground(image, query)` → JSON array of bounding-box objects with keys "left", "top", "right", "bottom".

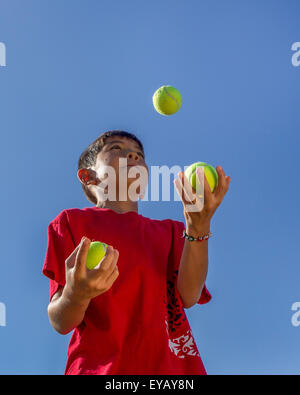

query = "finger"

[
  {"left": 74, "top": 237, "right": 91, "bottom": 276},
  {"left": 104, "top": 249, "right": 119, "bottom": 277},
  {"left": 174, "top": 176, "right": 204, "bottom": 213},
  {"left": 224, "top": 175, "right": 231, "bottom": 189},
  {"left": 174, "top": 172, "right": 196, "bottom": 205},
  {"left": 181, "top": 173, "right": 205, "bottom": 212},
  {"left": 92, "top": 246, "right": 118, "bottom": 279},
  {"left": 104, "top": 268, "right": 119, "bottom": 291},
  {"left": 181, "top": 171, "right": 200, "bottom": 202},
  {"left": 65, "top": 238, "right": 85, "bottom": 270},
  {"left": 187, "top": 169, "right": 204, "bottom": 198},
  {"left": 196, "top": 167, "right": 213, "bottom": 207},
  {"left": 213, "top": 166, "right": 228, "bottom": 198},
  {"left": 174, "top": 178, "right": 192, "bottom": 207},
  {"left": 105, "top": 264, "right": 119, "bottom": 286}
]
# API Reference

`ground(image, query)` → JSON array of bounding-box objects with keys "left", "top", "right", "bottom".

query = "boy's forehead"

[
  {"left": 102, "top": 135, "right": 137, "bottom": 147},
  {"left": 101, "top": 135, "right": 141, "bottom": 151},
  {"left": 95, "top": 136, "right": 142, "bottom": 163}
]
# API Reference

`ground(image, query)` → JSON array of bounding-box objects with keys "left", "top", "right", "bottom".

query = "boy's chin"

[{"left": 118, "top": 189, "right": 142, "bottom": 201}]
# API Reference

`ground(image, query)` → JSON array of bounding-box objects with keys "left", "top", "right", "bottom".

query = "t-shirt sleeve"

[
  {"left": 168, "top": 220, "right": 212, "bottom": 306},
  {"left": 42, "top": 213, "right": 76, "bottom": 302}
]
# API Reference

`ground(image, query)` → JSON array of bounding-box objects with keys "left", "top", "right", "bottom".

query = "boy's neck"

[{"left": 96, "top": 200, "right": 139, "bottom": 214}]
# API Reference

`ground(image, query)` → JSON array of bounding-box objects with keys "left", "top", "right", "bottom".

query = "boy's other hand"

[
  {"left": 174, "top": 165, "right": 231, "bottom": 232},
  {"left": 64, "top": 238, "right": 119, "bottom": 305}
]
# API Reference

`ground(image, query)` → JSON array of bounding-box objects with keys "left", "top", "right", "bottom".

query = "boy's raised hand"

[
  {"left": 174, "top": 165, "right": 231, "bottom": 232},
  {"left": 64, "top": 237, "right": 119, "bottom": 304}
]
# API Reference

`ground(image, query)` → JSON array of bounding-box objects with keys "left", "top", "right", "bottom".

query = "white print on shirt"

[{"left": 165, "top": 319, "right": 200, "bottom": 359}]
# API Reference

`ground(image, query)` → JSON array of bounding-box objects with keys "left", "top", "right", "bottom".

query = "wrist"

[
  {"left": 62, "top": 285, "right": 91, "bottom": 310},
  {"left": 186, "top": 223, "right": 211, "bottom": 238}
]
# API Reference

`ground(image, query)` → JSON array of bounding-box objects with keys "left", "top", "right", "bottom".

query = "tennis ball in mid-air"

[
  {"left": 184, "top": 162, "right": 218, "bottom": 194},
  {"left": 86, "top": 241, "right": 108, "bottom": 270},
  {"left": 152, "top": 85, "right": 182, "bottom": 115}
]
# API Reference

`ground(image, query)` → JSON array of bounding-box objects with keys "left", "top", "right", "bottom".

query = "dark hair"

[{"left": 78, "top": 130, "right": 145, "bottom": 205}]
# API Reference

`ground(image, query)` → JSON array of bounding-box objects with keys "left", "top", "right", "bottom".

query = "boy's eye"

[{"left": 110, "top": 145, "right": 144, "bottom": 159}]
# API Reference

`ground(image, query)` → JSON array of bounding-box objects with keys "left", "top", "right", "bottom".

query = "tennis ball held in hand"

[
  {"left": 152, "top": 85, "right": 182, "bottom": 115},
  {"left": 184, "top": 162, "right": 218, "bottom": 195},
  {"left": 86, "top": 241, "right": 108, "bottom": 270}
]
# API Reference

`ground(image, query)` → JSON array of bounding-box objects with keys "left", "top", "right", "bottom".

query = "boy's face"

[
  {"left": 96, "top": 135, "right": 146, "bottom": 173},
  {"left": 78, "top": 136, "right": 148, "bottom": 201}
]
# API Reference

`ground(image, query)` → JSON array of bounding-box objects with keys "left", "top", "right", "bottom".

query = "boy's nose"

[{"left": 126, "top": 151, "right": 139, "bottom": 162}]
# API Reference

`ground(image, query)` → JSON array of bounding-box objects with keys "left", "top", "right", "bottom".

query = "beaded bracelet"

[{"left": 182, "top": 229, "right": 213, "bottom": 242}]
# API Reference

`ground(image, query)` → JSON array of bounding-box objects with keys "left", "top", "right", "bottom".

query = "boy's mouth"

[{"left": 125, "top": 162, "right": 138, "bottom": 167}]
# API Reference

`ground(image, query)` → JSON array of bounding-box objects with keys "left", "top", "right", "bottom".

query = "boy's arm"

[
  {"left": 48, "top": 286, "right": 91, "bottom": 335},
  {"left": 177, "top": 223, "right": 210, "bottom": 309},
  {"left": 47, "top": 238, "right": 120, "bottom": 335},
  {"left": 174, "top": 166, "right": 231, "bottom": 308}
]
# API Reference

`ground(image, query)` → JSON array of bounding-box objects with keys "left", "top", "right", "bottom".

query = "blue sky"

[{"left": 0, "top": 0, "right": 299, "bottom": 374}]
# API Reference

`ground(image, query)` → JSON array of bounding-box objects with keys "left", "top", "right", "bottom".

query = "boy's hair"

[{"left": 78, "top": 130, "right": 145, "bottom": 205}]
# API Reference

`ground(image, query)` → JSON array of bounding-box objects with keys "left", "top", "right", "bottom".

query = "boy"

[{"left": 42, "top": 130, "right": 231, "bottom": 375}]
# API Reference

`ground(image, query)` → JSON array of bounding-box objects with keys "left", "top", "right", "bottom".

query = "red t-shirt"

[{"left": 42, "top": 207, "right": 212, "bottom": 375}]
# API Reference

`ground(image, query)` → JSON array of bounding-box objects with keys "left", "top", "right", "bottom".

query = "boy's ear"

[{"left": 77, "top": 168, "right": 98, "bottom": 185}]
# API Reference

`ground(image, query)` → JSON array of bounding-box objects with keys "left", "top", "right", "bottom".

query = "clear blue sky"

[{"left": 0, "top": 0, "right": 299, "bottom": 375}]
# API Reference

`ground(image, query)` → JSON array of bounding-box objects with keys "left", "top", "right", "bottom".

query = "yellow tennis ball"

[
  {"left": 184, "top": 162, "right": 218, "bottom": 194},
  {"left": 86, "top": 241, "right": 108, "bottom": 270},
  {"left": 152, "top": 85, "right": 182, "bottom": 115}
]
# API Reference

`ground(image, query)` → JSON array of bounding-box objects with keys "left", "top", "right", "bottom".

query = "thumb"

[
  {"left": 74, "top": 237, "right": 91, "bottom": 276},
  {"left": 65, "top": 238, "right": 85, "bottom": 270}
]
